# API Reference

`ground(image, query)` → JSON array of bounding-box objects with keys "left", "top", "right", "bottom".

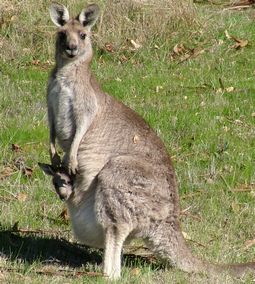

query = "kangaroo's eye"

[{"left": 80, "top": 32, "right": 86, "bottom": 40}]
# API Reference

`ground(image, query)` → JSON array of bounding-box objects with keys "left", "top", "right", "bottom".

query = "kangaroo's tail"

[{"left": 145, "top": 219, "right": 255, "bottom": 278}]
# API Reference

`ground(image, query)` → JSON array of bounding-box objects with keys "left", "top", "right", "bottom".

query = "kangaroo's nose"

[
  {"left": 68, "top": 43, "right": 78, "bottom": 51},
  {"left": 66, "top": 42, "right": 78, "bottom": 57}
]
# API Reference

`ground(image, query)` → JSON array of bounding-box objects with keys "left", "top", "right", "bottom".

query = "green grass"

[{"left": 0, "top": 1, "right": 255, "bottom": 283}]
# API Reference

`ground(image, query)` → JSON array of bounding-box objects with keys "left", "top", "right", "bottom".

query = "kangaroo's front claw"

[
  {"left": 51, "top": 153, "right": 61, "bottom": 168},
  {"left": 68, "top": 157, "right": 79, "bottom": 176}
]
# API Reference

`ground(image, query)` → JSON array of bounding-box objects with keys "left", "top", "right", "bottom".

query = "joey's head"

[
  {"left": 38, "top": 163, "right": 74, "bottom": 201},
  {"left": 49, "top": 2, "right": 100, "bottom": 63}
]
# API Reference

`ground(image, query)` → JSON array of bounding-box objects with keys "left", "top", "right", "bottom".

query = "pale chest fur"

[{"left": 48, "top": 76, "right": 76, "bottom": 152}]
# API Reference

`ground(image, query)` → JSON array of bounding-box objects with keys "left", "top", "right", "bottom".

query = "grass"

[{"left": 0, "top": 0, "right": 255, "bottom": 283}]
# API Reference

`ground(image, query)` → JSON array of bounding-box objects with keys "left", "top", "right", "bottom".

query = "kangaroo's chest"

[{"left": 48, "top": 77, "right": 76, "bottom": 151}]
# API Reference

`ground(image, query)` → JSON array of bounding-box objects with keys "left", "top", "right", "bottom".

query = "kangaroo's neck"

[{"left": 55, "top": 57, "right": 91, "bottom": 76}]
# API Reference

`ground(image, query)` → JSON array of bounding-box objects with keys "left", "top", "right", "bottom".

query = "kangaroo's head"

[
  {"left": 49, "top": 2, "right": 100, "bottom": 63},
  {"left": 38, "top": 163, "right": 74, "bottom": 201}
]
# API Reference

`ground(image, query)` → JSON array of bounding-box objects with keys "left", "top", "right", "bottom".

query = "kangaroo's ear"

[
  {"left": 49, "top": 2, "right": 69, "bottom": 27},
  {"left": 38, "top": 163, "right": 55, "bottom": 176},
  {"left": 78, "top": 4, "right": 100, "bottom": 30}
]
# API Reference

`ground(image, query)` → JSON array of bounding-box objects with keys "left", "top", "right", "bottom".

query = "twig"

[
  {"left": 181, "top": 190, "right": 204, "bottom": 199},
  {"left": 181, "top": 211, "right": 202, "bottom": 222},
  {"left": 223, "top": 5, "right": 251, "bottom": 10},
  {"left": 232, "top": 186, "right": 255, "bottom": 192},
  {"left": 187, "top": 238, "right": 207, "bottom": 248}
]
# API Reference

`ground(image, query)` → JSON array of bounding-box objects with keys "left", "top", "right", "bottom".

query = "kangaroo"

[
  {"left": 46, "top": 2, "right": 255, "bottom": 280},
  {"left": 38, "top": 162, "right": 73, "bottom": 201}
]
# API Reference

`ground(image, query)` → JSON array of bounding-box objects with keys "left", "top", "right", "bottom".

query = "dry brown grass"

[
  {"left": 0, "top": 0, "right": 198, "bottom": 63},
  {"left": 97, "top": 0, "right": 198, "bottom": 47}
]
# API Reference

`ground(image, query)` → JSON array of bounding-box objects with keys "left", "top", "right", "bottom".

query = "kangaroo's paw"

[
  {"left": 51, "top": 153, "right": 61, "bottom": 168},
  {"left": 68, "top": 156, "right": 79, "bottom": 175}
]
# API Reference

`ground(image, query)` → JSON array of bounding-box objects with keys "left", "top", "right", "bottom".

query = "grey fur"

[{"left": 46, "top": 2, "right": 255, "bottom": 280}]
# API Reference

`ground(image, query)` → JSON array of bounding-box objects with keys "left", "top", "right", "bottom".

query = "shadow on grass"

[
  {"left": 0, "top": 224, "right": 164, "bottom": 270},
  {"left": 0, "top": 226, "right": 102, "bottom": 267}
]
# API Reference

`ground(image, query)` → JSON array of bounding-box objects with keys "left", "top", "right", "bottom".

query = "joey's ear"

[
  {"left": 78, "top": 4, "right": 100, "bottom": 29},
  {"left": 49, "top": 2, "right": 69, "bottom": 27},
  {"left": 38, "top": 163, "right": 55, "bottom": 176}
]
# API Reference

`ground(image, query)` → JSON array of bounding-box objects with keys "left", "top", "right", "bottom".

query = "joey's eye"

[{"left": 80, "top": 32, "right": 86, "bottom": 40}]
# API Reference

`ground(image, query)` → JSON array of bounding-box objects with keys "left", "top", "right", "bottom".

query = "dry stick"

[
  {"left": 180, "top": 211, "right": 202, "bottom": 222},
  {"left": 223, "top": 5, "right": 251, "bottom": 10},
  {"left": 187, "top": 238, "right": 207, "bottom": 248},
  {"left": 232, "top": 187, "right": 255, "bottom": 193},
  {"left": 181, "top": 190, "right": 204, "bottom": 199}
]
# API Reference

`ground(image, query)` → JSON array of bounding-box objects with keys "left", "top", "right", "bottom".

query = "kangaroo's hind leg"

[{"left": 103, "top": 225, "right": 130, "bottom": 280}]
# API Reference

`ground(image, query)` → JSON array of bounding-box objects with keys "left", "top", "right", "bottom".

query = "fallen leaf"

[
  {"left": 225, "top": 31, "right": 249, "bottom": 49},
  {"left": 224, "top": 30, "right": 231, "bottom": 39},
  {"left": 243, "top": 238, "right": 255, "bottom": 250},
  {"left": 59, "top": 208, "right": 69, "bottom": 222},
  {"left": 130, "top": 268, "right": 141, "bottom": 276},
  {"left": 16, "top": 192, "right": 28, "bottom": 202},
  {"left": 105, "top": 43, "right": 114, "bottom": 53},
  {"left": 0, "top": 166, "right": 16, "bottom": 180},
  {"left": 23, "top": 166, "right": 33, "bottom": 178},
  {"left": 173, "top": 43, "right": 186, "bottom": 55},
  {"left": 11, "top": 143, "right": 21, "bottom": 152},
  {"left": 130, "top": 39, "right": 142, "bottom": 50},
  {"left": 133, "top": 135, "right": 140, "bottom": 144},
  {"left": 216, "top": 88, "right": 223, "bottom": 94},
  {"left": 225, "top": 86, "right": 234, "bottom": 93},
  {"left": 233, "top": 38, "right": 248, "bottom": 49},
  {"left": 32, "top": 59, "right": 40, "bottom": 66},
  {"left": 13, "top": 157, "right": 33, "bottom": 178},
  {"left": 119, "top": 55, "right": 128, "bottom": 63},
  {"left": 182, "top": 231, "right": 191, "bottom": 240}
]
